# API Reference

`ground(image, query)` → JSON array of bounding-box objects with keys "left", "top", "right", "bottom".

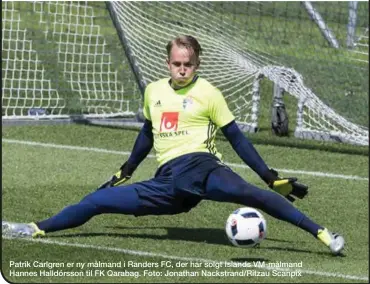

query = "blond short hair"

[{"left": 166, "top": 35, "right": 202, "bottom": 63}]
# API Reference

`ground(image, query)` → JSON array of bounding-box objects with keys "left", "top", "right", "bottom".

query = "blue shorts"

[
  {"left": 134, "top": 152, "right": 224, "bottom": 216},
  {"left": 83, "top": 152, "right": 266, "bottom": 216}
]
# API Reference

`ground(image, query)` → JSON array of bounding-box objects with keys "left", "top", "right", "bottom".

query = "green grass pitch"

[{"left": 1, "top": 124, "right": 368, "bottom": 283}]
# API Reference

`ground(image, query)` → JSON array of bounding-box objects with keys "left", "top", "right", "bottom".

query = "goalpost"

[{"left": 2, "top": 1, "right": 368, "bottom": 146}]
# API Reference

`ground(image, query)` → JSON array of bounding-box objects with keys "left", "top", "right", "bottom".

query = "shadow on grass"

[
  {"left": 255, "top": 246, "right": 338, "bottom": 256},
  {"left": 50, "top": 226, "right": 331, "bottom": 257},
  {"left": 53, "top": 227, "right": 229, "bottom": 246}
]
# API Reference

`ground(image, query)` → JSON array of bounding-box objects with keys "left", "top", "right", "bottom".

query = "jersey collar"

[{"left": 169, "top": 74, "right": 199, "bottom": 93}]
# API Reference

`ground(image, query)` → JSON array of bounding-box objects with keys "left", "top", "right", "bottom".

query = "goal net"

[
  {"left": 2, "top": 1, "right": 368, "bottom": 146},
  {"left": 350, "top": 27, "right": 369, "bottom": 64},
  {"left": 2, "top": 1, "right": 141, "bottom": 119},
  {"left": 108, "top": 1, "right": 368, "bottom": 145}
]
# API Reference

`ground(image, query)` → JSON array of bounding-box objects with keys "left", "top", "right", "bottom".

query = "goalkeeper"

[{"left": 3, "top": 35, "right": 344, "bottom": 255}]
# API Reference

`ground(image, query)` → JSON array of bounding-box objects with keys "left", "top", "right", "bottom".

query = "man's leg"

[
  {"left": 36, "top": 185, "right": 141, "bottom": 233},
  {"left": 2, "top": 166, "right": 187, "bottom": 237},
  {"left": 204, "top": 166, "right": 344, "bottom": 254},
  {"left": 2, "top": 184, "right": 142, "bottom": 237}
]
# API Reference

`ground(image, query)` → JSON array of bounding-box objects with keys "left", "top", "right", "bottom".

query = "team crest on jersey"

[
  {"left": 182, "top": 96, "right": 193, "bottom": 110},
  {"left": 160, "top": 112, "right": 179, "bottom": 132}
]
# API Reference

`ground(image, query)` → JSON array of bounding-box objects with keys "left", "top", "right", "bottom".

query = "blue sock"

[
  {"left": 245, "top": 189, "right": 323, "bottom": 236},
  {"left": 206, "top": 167, "right": 324, "bottom": 237},
  {"left": 297, "top": 216, "right": 323, "bottom": 237}
]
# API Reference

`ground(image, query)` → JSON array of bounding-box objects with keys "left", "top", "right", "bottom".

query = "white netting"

[
  {"left": 350, "top": 27, "right": 369, "bottom": 64},
  {"left": 33, "top": 1, "right": 136, "bottom": 117},
  {"left": 2, "top": 1, "right": 139, "bottom": 119},
  {"left": 2, "top": 1, "right": 368, "bottom": 146},
  {"left": 258, "top": 66, "right": 368, "bottom": 145},
  {"left": 110, "top": 1, "right": 368, "bottom": 145},
  {"left": 2, "top": 2, "right": 65, "bottom": 118},
  {"left": 110, "top": 1, "right": 276, "bottom": 131}
]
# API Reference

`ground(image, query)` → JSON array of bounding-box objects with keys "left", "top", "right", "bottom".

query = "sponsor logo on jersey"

[
  {"left": 160, "top": 112, "right": 179, "bottom": 132},
  {"left": 154, "top": 100, "right": 161, "bottom": 107}
]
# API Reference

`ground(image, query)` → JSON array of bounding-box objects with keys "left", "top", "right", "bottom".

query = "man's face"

[{"left": 167, "top": 44, "right": 199, "bottom": 87}]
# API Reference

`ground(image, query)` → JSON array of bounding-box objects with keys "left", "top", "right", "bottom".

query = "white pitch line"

[
  {"left": 2, "top": 235, "right": 368, "bottom": 281},
  {"left": 2, "top": 139, "right": 368, "bottom": 181}
]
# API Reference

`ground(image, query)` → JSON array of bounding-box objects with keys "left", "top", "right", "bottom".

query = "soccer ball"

[{"left": 225, "top": 207, "right": 267, "bottom": 248}]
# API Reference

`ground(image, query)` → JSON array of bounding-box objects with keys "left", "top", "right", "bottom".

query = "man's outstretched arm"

[
  {"left": 126, "top": 119, "right": 154, "bottom": 169},
  {"left": 220, "top": 120, "right": 308, "bottom": 202},
  {"left": 97, "top": 119, "right": 153, "bottom": 190},
  {"left": 221, "top": 120, "right": 269, "bottom": 177}
]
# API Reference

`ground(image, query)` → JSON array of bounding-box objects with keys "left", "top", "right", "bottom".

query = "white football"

[{"left": 225, "top": 207, "right": 267, "bottom": 248}]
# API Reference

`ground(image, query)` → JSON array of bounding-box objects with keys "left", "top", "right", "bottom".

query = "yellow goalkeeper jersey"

[{"left": 143, "top": 77, "right": 235, "bottom": 166}]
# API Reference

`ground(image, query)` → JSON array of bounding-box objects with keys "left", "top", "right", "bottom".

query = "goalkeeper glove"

[
  {"left": 263, "top": 168, "right": 308, "bottom": 202},
  {"left": 96, "top": 162, "right": 136, "bottom": 190}
]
